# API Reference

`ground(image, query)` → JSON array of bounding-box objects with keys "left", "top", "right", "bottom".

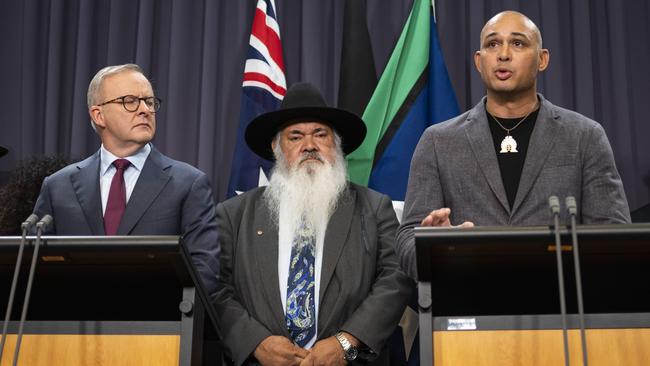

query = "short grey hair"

[{"left": 87, "top": 64, "right": 146, "bottom": 131}]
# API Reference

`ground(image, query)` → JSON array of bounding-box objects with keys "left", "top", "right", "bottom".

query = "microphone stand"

[
  {"left": 566, "top": 196, "right": 588, "bottom": 366},
  {"left": 0, "top": 214, "right": 38, "bottom": 363},
  {"left": 549, "top": 196, "right": 570, "bottom": 366},
  {"left": 11, "top": 214, "right": 52, "bottom": 366}
]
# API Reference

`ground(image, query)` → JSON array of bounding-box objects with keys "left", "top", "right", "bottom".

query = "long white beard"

[{"left": 264, "top": 147, "right": 348, "bottom": 239}]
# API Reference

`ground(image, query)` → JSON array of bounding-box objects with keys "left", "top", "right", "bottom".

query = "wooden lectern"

[
  {"left": 416, "top": 224, "right": 650, "bottom": 366},
  {"left": 0, "top": 236, "right": 221, "bottom": 366}
]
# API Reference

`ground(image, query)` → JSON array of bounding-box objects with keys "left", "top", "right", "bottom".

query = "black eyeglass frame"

[{"left": 96, "top": 95, "right": 162, "bottom": 112}]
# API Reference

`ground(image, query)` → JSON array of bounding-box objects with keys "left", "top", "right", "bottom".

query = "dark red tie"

[{"left": 104, "top": 159, "right": 130, "bottom": 235}]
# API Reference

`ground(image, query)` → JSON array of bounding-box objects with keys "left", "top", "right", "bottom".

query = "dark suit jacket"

[
  {"left": 214, "top": 184, "right": 412, "bottom": 366},
  {"left": 33, "top": 146, "right": 220, "bottom": 296},
  {"left": 397, "top": 94, "right": 631, "bottom": 279}
]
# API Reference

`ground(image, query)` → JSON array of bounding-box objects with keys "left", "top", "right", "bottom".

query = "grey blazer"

[
  {"left": 397, "top": 95, "right": 631, "bottom": 279},
  {"left": 33, "top": 146, "right": 220, "bottom": 295},
  {"left": 214, "top": 184, "right": 412, "bottom": 366}
]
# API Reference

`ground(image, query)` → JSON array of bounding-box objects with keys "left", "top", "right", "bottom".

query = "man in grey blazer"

[
  {"left": 397, "top": 11, "right": 630, "bottom": 279},
  {"left": 214, "top": 83, "right": 411, "bottom": 365},
  {"left": 33, "top": 64, "right": 220, "bottom": 295}
]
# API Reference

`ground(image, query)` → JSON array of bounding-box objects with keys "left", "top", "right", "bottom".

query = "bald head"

[
  {"left": 474, "top": 10, "right": 549, "bottom": 105},
  {"left": 480, "top": 11, "right": 543, "bottom": 49}
]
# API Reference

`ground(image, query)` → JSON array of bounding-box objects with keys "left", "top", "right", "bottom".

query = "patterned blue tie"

[{"left": 285, "top": 226, "right": 316, "bottom": 347}]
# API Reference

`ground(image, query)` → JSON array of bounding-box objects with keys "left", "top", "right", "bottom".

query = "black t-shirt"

[{"left": 485, "top": 105, "right": 540, "bottom": 210}]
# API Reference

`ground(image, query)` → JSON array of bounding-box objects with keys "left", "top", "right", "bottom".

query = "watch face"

[{"left": 345, "top": 347, "right": 359, "bottom": 361}]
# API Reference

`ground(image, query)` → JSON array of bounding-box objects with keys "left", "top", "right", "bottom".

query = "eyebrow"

[
  {"left": 485, "top": 31, "right": 530, "bottom": 40},
  {"left": 287, "top": 127, "right": 329, "bottom": 135}
]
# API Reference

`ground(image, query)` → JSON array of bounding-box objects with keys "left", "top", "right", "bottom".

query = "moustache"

[{"left": 299, "top": 151, "right": 324, "bottom": 163}]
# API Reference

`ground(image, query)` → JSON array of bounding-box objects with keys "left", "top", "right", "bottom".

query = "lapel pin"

[{"left": 256, "top": 230, "right": 263, "bottom": 236}]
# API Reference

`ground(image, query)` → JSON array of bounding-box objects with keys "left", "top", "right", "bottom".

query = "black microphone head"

[
  {"left": 566, "top": 196, "right": 577, "bottom": 215},
  {"left": 36, "top": 214, "right": 54, "bottom": 231},
  {"left": 21, "top": 214, "right": 39, "bottom": 230},
  {"left": 548, "top": 196, "right": 560, "bottom": 214}
]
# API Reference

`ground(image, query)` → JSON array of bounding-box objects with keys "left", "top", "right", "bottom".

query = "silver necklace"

[{"left": 489, "top": 109, "right": 534, "bottom": 153}]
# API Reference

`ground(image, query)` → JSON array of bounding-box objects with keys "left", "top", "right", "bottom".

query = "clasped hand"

[{"left": 254, "top": 335, "right": 346, "bottom": 366}]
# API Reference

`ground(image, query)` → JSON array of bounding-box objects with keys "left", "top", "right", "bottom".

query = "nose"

[
  {"left": 301, "top": 135, "right": 318, "bottom": 152},
  {"left": 497, "top": 44, "right": 511, "bottom": 62}
]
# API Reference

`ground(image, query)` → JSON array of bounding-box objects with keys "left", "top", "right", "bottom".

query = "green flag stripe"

[
  {"left": 372, "top": 68, "right": 427, "bottom": 167},
  {"left": 346, "top": 0, "right": 430, "bottom": 186}
]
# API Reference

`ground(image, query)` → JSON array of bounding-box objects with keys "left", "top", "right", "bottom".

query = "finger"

[
  {"left": 421, "top": 214, "right": 433, "bottom": 226},
  {"left": 430, "top": 208, "right": 451, "bottom": 226},
  {"left": 298, "top": 354, "right": 313, "bottom": 366},
  {"left": 458, "top": 221, "right": 475, "bottom": 228},
  {"left": 294, "top": 347, "right": 310, "bottom": 359},
  {"left": 422, "top": 214, "right": 446, "bottom": 226},
  {"left": 421, "top": 208, "right": 450, "bottom": 226}
]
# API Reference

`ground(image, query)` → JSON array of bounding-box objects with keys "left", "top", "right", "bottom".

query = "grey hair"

[{"left": 87, "top": 64, "right": 146, "bottom": 130}]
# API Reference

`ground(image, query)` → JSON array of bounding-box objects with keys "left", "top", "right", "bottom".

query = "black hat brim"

[{"left": 245, "top": 106, "right": 367, "bottom": 161}]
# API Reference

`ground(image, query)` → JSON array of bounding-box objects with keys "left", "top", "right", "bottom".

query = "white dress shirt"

[{"left": 99, "top": 144, "right": 151, "bottom": 215}]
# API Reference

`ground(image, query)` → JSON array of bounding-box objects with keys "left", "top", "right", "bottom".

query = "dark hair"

[{"left": 0, "top": 155, "right": 70, "bottom": 235}]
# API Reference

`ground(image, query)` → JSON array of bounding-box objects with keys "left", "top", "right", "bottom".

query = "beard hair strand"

[{"left": 263, "top": 145, "right": 348, "bottom": 240}]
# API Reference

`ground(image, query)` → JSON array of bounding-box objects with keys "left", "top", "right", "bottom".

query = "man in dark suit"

[
  {"left": 397, "top": 11, "right": 630, "bottom": 279},
  {"left": 33, "top": 64, "right": 219, "bottom": 295},
  {"left": 214, "top": 83, "right": 411, "bottom": 365}
]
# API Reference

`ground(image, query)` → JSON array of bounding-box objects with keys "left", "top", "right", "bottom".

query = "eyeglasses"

[{"left": 97, "top": 95, "right": 162, "bottom": 112}]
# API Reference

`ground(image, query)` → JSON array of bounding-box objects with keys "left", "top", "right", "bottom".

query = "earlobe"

[
  {"left": 473, "top": 51, "right": 482, "bottom": 73},
  {"left": 538, "top": 49, "right": 550, "bottom": 71},
  {"left": 89, "top": 107, "right": 104, "bottom": 128}
]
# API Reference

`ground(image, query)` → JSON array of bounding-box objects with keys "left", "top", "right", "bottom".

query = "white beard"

[{"left": 264, "top": 146, "right": 348, "bottom": 240}]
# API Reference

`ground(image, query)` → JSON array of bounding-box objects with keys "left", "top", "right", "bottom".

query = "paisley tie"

[{"left": 285, "top": 226, "right": 316, "bottom": 347}]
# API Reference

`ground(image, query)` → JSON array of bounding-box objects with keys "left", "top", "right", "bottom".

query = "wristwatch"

[{"left": 335, "top": 332, "right": 359, "bottom": 361}]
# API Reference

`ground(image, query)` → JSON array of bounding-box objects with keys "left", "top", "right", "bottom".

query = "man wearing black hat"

[{"left": 214, "top": 82, "right": 411, "bottom": 365}]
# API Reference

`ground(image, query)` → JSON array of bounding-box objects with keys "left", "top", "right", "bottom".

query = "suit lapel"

[
  {"left": 465, "top": 101, "right": 511, "bottom": 214},
  {"left": 253, "top": 199, "right": 287, "bottom": 334},
  {"left": 319, "top": 188, "right": 356, "bottom": 302},
  {"left": 117, "top": 147, "right": 171, "bottom": 235},
  {"left": 70, "top": 152, "right": 105, "bottom": 235},
  {"left": 512, "top": 98, "right": 560, "bottom": 214}
]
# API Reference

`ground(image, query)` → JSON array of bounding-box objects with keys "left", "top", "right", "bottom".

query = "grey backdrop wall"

[{"left": 1, "top": 0, "right": 648, "bottom": 212}]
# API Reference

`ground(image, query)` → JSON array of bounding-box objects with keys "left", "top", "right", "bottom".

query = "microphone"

[
  {"left": 35, "top": 215, "right": 53, "bottom": 232},
  {"left": 566, "top": 197, "right": 589, "bottom": 366},
  {"left": 549, "top": 196, "right": 570, "bottom": 366},
  {"left": 0, "top": 214, "right": 39, "bottom": 360},
  {"left": 21, "top": 214, "right": 39, "bottom": 232},
  {"left": 12, "top": 214, "right": 53, "bottom": 366}
]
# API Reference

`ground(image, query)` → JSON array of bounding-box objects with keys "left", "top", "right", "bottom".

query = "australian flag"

[{"left": 227, "top": 0, "right": 286, "bottom": 197}]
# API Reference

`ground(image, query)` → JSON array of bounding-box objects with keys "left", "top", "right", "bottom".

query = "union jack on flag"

[{"left": 227, "top": 0, "right": 287, "bottom": 197}]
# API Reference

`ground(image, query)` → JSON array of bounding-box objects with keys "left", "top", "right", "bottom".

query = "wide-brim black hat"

[
  {"left": 0, "top": 145, "right": 7, "bottom": 158},
  {"left": 245, "top": 82, "right": 367, "bottom": 161}
]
